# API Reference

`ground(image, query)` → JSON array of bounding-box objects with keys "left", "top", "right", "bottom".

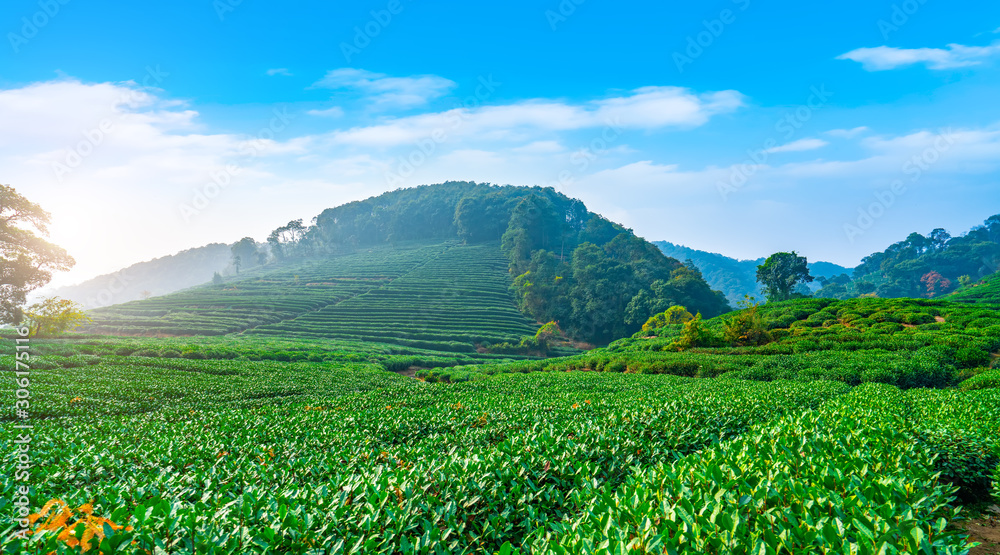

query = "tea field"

[
  {"left": 2, "top": 338, "right": 1000, "bottom": 553},
  {"left": 81, "top": 241, "right": 546, "bottom": 355}
]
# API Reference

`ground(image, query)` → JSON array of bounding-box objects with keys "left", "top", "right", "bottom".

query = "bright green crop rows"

[
  {"left": 82, "top": 241, "right": 543, "bottom": 355},
  {"left": 83, "top": 243, "right": 453, "bottom": 336},
  {"left": 948, "top": 271, "right": 1000, "bottom": 305},
  {"left": 247, "top": 243, "right": 540, "bottom": 352},
  {"left": 533, "top": 384, "right": 975, "bottom": 554},
  {"left": 2, "top": 351, "right": 995, "bottom": 554},
  {"left": 441, "top": 298, "right": 1000, "bottom": 390}
]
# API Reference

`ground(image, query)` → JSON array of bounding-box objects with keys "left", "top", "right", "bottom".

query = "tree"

[
  {"left": 641, "top": 305, "right": 694, "bottom": 333},
  {"left": 212, "top": 272, "right": 223, "bottom": 285},
  {"left": 920, "top": 271, "right": 952, "bottom": 297},
  {"left": 534, "top": 321, "right": 567, "bottom": 347},
  {"left": 24, "top": 297, "right": 90, "bottom": 336},
  {"left": 756, "top": 252, "right": 813, "bottom": 302},
  {"left": 0, "top": 185, "right": 75, "bottom": 323},
  {"left": 722, "top": 296, "right": 770, "bottom": 346},
  {"left": 140, "top": 290, "right": 152, "bottom": 300},
  {"left": 231, "top": 237, "right": 260, "bottom": 274}
]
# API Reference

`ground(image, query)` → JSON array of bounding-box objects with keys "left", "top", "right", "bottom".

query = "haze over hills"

[
  {"left": 45, "top": 244, "right": 234, "bottom": 309},
  {"left": 83, "top": 182, "right": 730, "bottom": 349},
  {"left": 654, "top": 241, "right": 852, "bottom": 306}
]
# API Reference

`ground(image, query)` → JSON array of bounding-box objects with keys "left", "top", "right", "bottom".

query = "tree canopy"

[
  {"left": 756, "top": 252, "right": 814, "bottom": 302},
  {"left": 24, "top": 296, "right": 90, "bottom": 336},
  {"left": 816, "top": 214, "right": 1000, "bottom": 299},
  {"left": 258, "top": 182, "right": 731, "bottom": 344},
  {"left": 0, "top": 185, "right": 75, "bottom": 323}
]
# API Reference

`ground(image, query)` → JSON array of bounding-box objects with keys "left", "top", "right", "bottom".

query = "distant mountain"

[
  {"left": 49, "top": 244, "right": 233, "bottom": 308},
  {"left": 653, "top": 241, "right": 851, "bottom": 305}
]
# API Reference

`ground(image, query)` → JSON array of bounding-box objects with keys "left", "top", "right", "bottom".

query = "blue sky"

[{"left": 2, "top": 0, "right": 998, "bottom": 287}]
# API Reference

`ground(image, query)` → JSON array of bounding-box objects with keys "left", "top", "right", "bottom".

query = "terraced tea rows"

[
  {"left": 82, "top": 242, "right": 541, "bottom": 354},
  {"left": 248, "top": 243, "right": 540, "bottom": 352},
  {"left": 82, "top": 243, "right": 453, "bottom": 336}
]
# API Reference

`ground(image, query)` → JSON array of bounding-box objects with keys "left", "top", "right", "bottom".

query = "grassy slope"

[
  {"left": 82, "top": 241, "right": 544, "bottom": 354},
  {"left": 948, "top": 270, "right": 1000, "bottom": 305},
  {"left": 440, "top": 297, "right": 1000, "bottom": 387}
]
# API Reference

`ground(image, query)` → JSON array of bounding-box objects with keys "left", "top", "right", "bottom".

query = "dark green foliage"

[
  {"left": 818, "top": 214, "right": 1000, "bottom": 300},
  {"left": 510, "top": 231, "right": 730, "bottom": 344},
  {"left": 756, "top": 251, "right": 814, "bottom": 302}
]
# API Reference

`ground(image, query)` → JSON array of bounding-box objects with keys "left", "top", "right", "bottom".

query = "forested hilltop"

[
  {"left": 817, "top": 214, "right": 1000, "bottom": 300},
  {"left": 254, "top": 182, "right": 730, "bottom": 344}
]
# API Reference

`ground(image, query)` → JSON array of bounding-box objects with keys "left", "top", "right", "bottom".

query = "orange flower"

[{"left": 29, "top": 499, "right": 132, "bottom": 552}]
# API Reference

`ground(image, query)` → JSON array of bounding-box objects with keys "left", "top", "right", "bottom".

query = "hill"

[
  {"left": 46, "top": 243, "right": 233, "bottom": 308},
  {"left": 653, "top": 241, "right": 851, "bottom": 305},
  {"left": 82, "top": 182, "right": 730, "bottom": 349},
  {"left": 816, "top": 213, "right": 1000, "bottom": 299},
  {"left": 947, "top": 269, "right": 1000, "bottom": 305}
]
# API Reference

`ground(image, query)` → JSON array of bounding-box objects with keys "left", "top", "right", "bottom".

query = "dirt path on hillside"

[
  {"left": 963, "top": 508, "right": 1000, "bottom": 554},
  {"left": 390, "top": 366, "right": 420, "bottom": 378}
]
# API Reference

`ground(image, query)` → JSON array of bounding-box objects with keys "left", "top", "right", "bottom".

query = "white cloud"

[
  {"left": 266, "top": 68, "right": 292, "bottom": 77},
  {"left": 10, "top": 76, "right": 1000, "bottom": 290},
  {"left": 512, "top": 140, "right": 565, "bottom": 154},
  {"left": 0, "top": 79, "right": 320, "bottom": 288},
  {"left": 825, "top": 126, "right": 869, "bottom": 139},
  {"left": 312, "top": 68, "right": 456, "bottom": 108},
  {"left": 307, "top": 106, "right": 345, "bottom": 118},
  {"left": 324, "top": 87, "right": 745, "bottom": 148},
  {"left": 765, "top": 138, "right": 829, "bottom": 154},
  {"left": 838, "top": 43, "right": 1000, "bottom": 71}
]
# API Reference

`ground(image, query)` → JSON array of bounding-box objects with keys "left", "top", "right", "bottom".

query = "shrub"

[
  {"left": 915, "top": 428, "right": 999, "bottom": 502},
  {"left": 642, "top": 306, "right": 693, "bottom": 333},
  {"left": 181, "top": 350, "right": 208, "bottom": 360},
  {"left": 160, "top": 350, "right": 181, "bottom": 358},
  {"left": 606, "top": 360, "right": 627, "bottom": 373},
  {"left": 676, "top": 314, "right": 720, "bottom": 350},
  {"left": 133, "top": 349, "right": 159, "bottom": 357},
  {"left": 955, "top": 345, "right": 990, "bottom": 368},
  {"left": 114, "top": 347, "right": 135, "bottom": 356},
  {"left": 723, "top": 299, "right": 770, "bottom": 346},
  {"left": 994, "top": 464, "right": 1000, "bottom": 506},
  {"left": 960, "top": 369, "right": 1000, "bottom": 391}
]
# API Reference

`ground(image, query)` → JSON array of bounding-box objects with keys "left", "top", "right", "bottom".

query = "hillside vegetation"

[
  {"left": 948, "top": 269, "right": 1000, "bottom": 306},
  {"left": 83, "top": 241, "right": 559, "bottom": 355},
  {"left": 430, "top": 297, "right": 999, "bottom": 391},
  {"left": 817, "top": 213, "right": 1000, "bottom": 299},
  {"left": 82, "top": 183, "right": 729, "bottom": 346}
]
